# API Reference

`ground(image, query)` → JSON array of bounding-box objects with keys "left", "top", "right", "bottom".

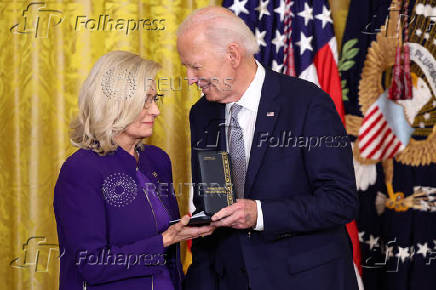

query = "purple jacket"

[{"left": 53, "top": 145, "right": 183, "bottom": 290}]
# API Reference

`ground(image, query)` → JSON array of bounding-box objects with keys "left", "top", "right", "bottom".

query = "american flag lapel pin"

[{"left": 267, "top": 111, "right": 275, "bottom": 117}]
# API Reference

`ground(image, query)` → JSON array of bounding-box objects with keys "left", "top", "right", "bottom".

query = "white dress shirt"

[{"left": 225, "top": 60, "right": 265, "bottom": 231}]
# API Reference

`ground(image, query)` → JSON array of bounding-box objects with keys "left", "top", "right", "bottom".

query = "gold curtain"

[
  {"left": 0, "top": 0, "right": 350, "bottom": 289},
  {"left": 329, "top": 0, "right": 351, "bottom": 54},
  {"left": 0, "top": 1, "right": 217, "bottom": 289}
]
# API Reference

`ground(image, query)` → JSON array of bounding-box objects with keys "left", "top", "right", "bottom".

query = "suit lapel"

[
  {"left": 217, "top": 109, "right": 226, "bottom": 151},
  {"left": 194, "top": 70, "right": 280, "bottom": 197},
  {"left": 244, "top": 69, "right": 281, "bottom": 195},
  {"left": 195, "top": 101, "right": 226, "bottom": 152}
]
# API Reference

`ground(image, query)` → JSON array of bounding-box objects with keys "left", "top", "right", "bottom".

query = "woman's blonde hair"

[{"left": 70, "top": 50, "right": 161, "bottom": 155}]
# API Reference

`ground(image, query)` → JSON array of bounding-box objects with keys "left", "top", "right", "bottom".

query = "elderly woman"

[{"left": 53, "top": 51, "right": 213, "bottom": 290}]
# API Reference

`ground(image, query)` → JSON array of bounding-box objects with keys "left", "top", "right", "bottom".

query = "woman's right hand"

[{"left": 162, "top": 215, "right": 215, "bottom": 247}]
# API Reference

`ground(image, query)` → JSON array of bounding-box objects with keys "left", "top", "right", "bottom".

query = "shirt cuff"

[{"left": 253, "top": 200, "right": 264, "bottom": 231}]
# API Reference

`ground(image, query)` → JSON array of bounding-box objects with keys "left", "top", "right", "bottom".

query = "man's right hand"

[{"left": 162, "top": 215, "right": 215, "bottom": 247}]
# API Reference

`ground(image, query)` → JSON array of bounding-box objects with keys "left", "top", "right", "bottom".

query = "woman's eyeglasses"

[{"left": 144, "top": 93, "right": 164, "bottom": 108}]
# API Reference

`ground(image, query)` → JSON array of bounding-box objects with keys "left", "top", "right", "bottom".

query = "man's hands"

[
  {"left": 162, "top": 199, "right": 258, "bottom": 247},
  {"left": 211, "top": 199, "right": 258, "bottom": 229},
  {"left": 162, "top": 215, "right": 215, "bottom": 247}
]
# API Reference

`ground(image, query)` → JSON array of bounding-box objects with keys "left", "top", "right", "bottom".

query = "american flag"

[
  {"left": 223, "top": 0, "right": 286, "bottom": 72},
  {"left": 223, "top": 0, "right": 344, "bottom": 123},
  {"left": 358, "top": 92, "right": 414, "bottom": 161},
  {"left": 222, "top": 0, "right": 362, "bottom": 287}
]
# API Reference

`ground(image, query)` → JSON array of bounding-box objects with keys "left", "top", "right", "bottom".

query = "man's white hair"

[{"left": 177, "top": 6, "right": 259, "bottom": 56}]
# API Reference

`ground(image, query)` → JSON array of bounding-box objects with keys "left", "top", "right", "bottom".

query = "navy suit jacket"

[{"left": 185, "top": 67, "right": 359, "bottom": 290}]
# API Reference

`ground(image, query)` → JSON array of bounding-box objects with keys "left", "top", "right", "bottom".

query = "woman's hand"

[{"left": 162, "top": 215, "right": 215, "bottom": 247}]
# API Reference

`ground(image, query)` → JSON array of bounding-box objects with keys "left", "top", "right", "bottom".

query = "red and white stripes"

[{"left": 358, "top": 104, "right": 405, "bottom": 161}]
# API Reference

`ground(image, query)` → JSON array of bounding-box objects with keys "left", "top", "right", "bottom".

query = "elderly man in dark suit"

[{"left": 177, "top": 6, "right": 359, "bottom": 290}]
